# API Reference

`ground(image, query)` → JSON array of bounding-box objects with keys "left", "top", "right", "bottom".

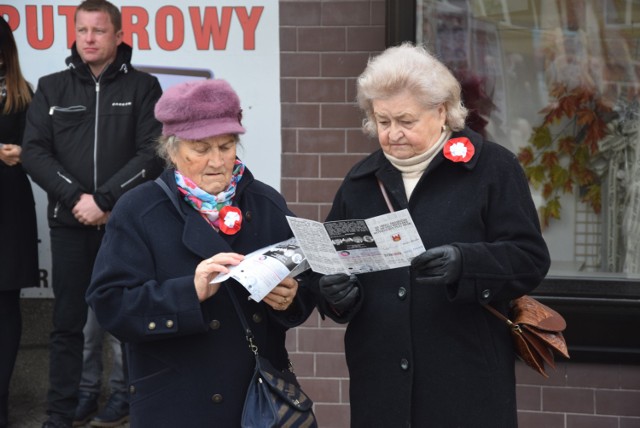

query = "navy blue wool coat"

[
  {"left": 321, "top": 127, "right": 550, "bottom": 428},
  {"left": 87, "top": 168, "right": 316, "bottom": 427}
]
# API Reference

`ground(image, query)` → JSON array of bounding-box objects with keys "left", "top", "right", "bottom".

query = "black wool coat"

[
  {"left": 323, "top": 127, "right": 550, "bottom": 428},
  {"left": 0, "top": 100, "right": 39, "bottom": 290},
  {"left": 87, "top": 168, "right": 316, "bottom": 427}
]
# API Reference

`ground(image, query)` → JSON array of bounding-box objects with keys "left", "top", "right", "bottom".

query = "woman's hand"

[
  {"left": 195, "top": 253, "right": 244, "bottom": 302},
  {"left": 263, "top": 276, "right": 298, "bottom": 311},
  {"left": 0, "top": 144, "right": 22, "bottom": 166}
]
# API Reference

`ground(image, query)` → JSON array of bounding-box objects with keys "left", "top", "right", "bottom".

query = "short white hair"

[{"left": 357, "top": 42, "right": 468, "bottom": 136}]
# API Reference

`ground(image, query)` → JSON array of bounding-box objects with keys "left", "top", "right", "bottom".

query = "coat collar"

[
  {"left": 157, "top": 166, "right": 255, "bottom": 259},
  {"left": 347, "top": 127, "right": 486, "bottom": 209},
  {"left": 66, "top": 42, "right": 133, "bottom": 83},
  {"left": 350, "top": 127, "right": 485, "bottom": 180}
]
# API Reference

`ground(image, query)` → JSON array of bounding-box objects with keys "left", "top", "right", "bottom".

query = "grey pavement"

[{"left": 8, "top": 299, "right": 129, "bottom": 428}]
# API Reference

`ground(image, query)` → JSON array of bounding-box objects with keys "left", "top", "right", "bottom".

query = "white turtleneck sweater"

[{"left": 383, "top": 130, "right": 452, "bottom": 200}]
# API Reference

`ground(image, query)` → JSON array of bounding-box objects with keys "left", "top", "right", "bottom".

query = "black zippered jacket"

[{"left": 22, "top": 42, "right": 163, "bottom": 228}]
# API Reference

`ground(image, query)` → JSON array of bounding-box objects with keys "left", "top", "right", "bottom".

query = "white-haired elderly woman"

[
  {"left": 314, "top": 43, "right": 550, "bottom": 427},
  {"left": 86, "top": 79, "right": 316, "bottom": 427}
]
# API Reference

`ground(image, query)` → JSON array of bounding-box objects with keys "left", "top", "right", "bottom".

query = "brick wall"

[{"left": 278, "top": 1, "right": 640, "bottom": 427}]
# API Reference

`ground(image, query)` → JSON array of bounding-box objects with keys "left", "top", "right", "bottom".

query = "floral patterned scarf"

[{"left": 175, "top": 159, "right": 245, "bottom": 230}]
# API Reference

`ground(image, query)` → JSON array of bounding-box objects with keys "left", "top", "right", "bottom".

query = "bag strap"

[
  {"left": 483, "top": 301, "right": 513, "bottom": 327},
  {"left": 227, "top": 286, "right": 260, "bottom": 356},
  {"left": 155, "top": 176, "right": 186, "bottom": 220},
  {"left": 377, "top": 179, "right": 394, "bottom": 213}
]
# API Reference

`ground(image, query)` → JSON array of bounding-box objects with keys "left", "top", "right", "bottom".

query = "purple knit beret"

[{"left": 154, "top": 79, "right": 246, "bottom": 140}]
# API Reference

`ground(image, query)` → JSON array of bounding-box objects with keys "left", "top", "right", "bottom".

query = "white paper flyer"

[
  {"left": 286, "top": 209, "right": 425, "bottom": 275},
  {"left": 212, "top": 238, "right": 308, "bottom": 302}
]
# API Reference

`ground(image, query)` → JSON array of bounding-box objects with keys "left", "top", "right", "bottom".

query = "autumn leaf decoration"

[{"left": 517, "top": 83, "right": 612, "bottom": 227}]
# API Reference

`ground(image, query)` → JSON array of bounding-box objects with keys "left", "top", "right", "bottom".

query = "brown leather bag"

[{"left": 485, "top": 295, "right": 570, "bottom": 377}]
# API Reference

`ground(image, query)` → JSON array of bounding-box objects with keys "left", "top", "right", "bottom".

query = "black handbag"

[{"left": 227, "top": 288, "right": 318, "bottom": 428}]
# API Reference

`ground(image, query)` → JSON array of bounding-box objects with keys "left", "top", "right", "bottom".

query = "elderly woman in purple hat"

[{"left": 86, "top": 79, "right": 316, "bottom": 427}]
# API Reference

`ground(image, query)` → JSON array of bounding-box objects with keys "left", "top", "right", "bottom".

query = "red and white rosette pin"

[
  {"left": 443, "top": 137, "right": 475, "bottom": 163},
  {"left": 219, "top": 206, "right": 242, "bottom": 235}
]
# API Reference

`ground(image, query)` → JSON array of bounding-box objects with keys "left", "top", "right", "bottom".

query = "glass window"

[{"left": 416, "top": 0, "right": 640, "bottom": 278}]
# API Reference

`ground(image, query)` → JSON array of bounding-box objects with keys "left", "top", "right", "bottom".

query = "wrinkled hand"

[
  {"left": 264, "top": 276, "right": 298, "bottom": 311},
  {"left": 319, "top": 273, "right": 359, "bottom": 312},
  {"left": 195, "top": 253, "right": 244, "bottom": 302},
  {"left": 411, "top": 245, "right": 462, "bottom": 286}
]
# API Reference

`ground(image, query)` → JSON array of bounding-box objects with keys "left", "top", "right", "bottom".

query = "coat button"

[
  {"left": 400, "top": 358, "right": 410, "bottom": 370},
  {"left": 211, "top": 394, "right": 223, "bottom": 403},
  {"left": 209, "top": 320, "right": 221, "bottom": 330},
  {"left": 148, "top": 322, "right": 156, "bottom": 330},
  {"left": 397, "top": 287, "right": 407, "bottom": 300},
  {"left": 481, "top": 289, "right": 491, "bottom": 299},
  {"left": 129, "top": 385, "right": 136, "bottom": 394},
  {"left": 166, "top": 320, "right": 174, "bottom": 328},
  {"left": 252, "top": 313, "right": 263, "bottom": 323},
  {"left": 245, "top": 211, "right": 252, "bottom": 221}
]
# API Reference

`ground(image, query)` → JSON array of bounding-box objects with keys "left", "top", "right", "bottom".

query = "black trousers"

[
  {"left": 47, "top": 227, "right": 104, "bottom": 421},
  {"left": 0, "top": 289, "right": 21, "bottom": 426}
]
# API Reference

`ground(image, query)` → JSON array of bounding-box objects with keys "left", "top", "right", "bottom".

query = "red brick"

[
  {"left": 301, "top": 378, "right": 341, "bottom": 403},
  {"left": 281, "top": 78, "right": 297, "bottom": 103},
  {"left": 314, "top": 403, "right": 350, "bottom": 427},
  {"left": 621, "top": 417, "right": 640, "bottom": 428},
  {"left": 347, "top": 27, "right": 385, "bottom": 51},
  {"left": 567, "top": 414, "right": 618, "bottom": 428},
  {"left": 321, "top": 2, "right": 371, "bottom": 26},
  {"left": 298, "top": 179, "right": 342, "bottom": 203},
  {"left": 516, "top": 385, "right": 541, "bottom": 411},
  {"left": 288, "top": 352, "right": 315, "bottom": 377},
  {"left": 316, "top": 353, "right": 349, "bottom": 378},
  {"left": 298, "top": 79, "right": 347, "bottom": 103},
  {"left": 542, "top": 387, "right": 594, "bottom": 414},
  {"left": 299, "top": 129, "right": 346, "bottom": 153},
  {"left": 280, "top": 2, "right": 321, "bottom": 26},
  {"left": 370, "top": 0, "right": 385, "bottom": 25},
  {"left": 321, "top": 52, "right": 371, "bottom": 77},
  {"left": 281, "top": 53, "right": 321, "bottom": 77},
  {"left": 619, "top": 364, "right": 640, "bottom": 390},
  {"left": 515, "top": 360, "right": 567, "bottom": 386},
  {"left": 299, "top": 27, "right": 346, "bottom": 52},
  {"left": 281, "top": 128, "right": 297, "bottom": 152},
  {"left": 281, "top": 103, "right": 320, "bottom": 127},
  {"left": 566, "top": 362, "right": 622, "bottom": 388},
  {"left": 282, "top": 153, "right": 319, "bottom": 178},
  {"left": 280, "top": 27, "right": 297, "bottom": 51},
  {"left": 346, "top": 129, "right": 378, "bottom": 153},
  {"left": 517, "top": 411, "right": 565, "bottom": 428},
  {"left": 321, "top": 103, "right": 362, "bottom": 128},
  {"left": 596, "top": 390, "right": 640, "bottom": 416},
  {"left": 320, "top": 154, "right": 365, "bottom": 178},
  {"left": 298, "top": 327, "right": 345, "bottom": 353},
  {"left": 280, "top": 178, "right": 296, "bottom": 202},
  {"left": 319, "top": 204, "right": 333, "bottom": 221},
  {"left": 289, "top": 203, "right": 322, "bottom": 221}
]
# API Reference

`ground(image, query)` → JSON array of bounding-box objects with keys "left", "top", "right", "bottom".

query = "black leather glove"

[
  {"left": 411, "top": 245, "right": 462, "bottom": 286},
  {"left": 318, "top": 273, "right": 359, "bottom": 312}
]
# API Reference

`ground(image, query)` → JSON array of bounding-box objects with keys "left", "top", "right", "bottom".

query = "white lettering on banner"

[{"left": 0, "top": 4, "right": 263, "bottom": 51}]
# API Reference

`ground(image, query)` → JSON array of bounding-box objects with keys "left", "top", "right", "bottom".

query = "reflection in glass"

[{"left": 416, "top": 0, "right": 640, "bottom": 275}]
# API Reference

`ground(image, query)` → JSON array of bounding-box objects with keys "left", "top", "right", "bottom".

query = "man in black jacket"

[{"left": 21, "top": 1, "right": 163, "bottom": 427}]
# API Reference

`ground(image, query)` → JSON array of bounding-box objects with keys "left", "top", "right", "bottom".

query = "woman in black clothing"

[{"left": 0, "top": 16, "right": 39, "bottom": 428}]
